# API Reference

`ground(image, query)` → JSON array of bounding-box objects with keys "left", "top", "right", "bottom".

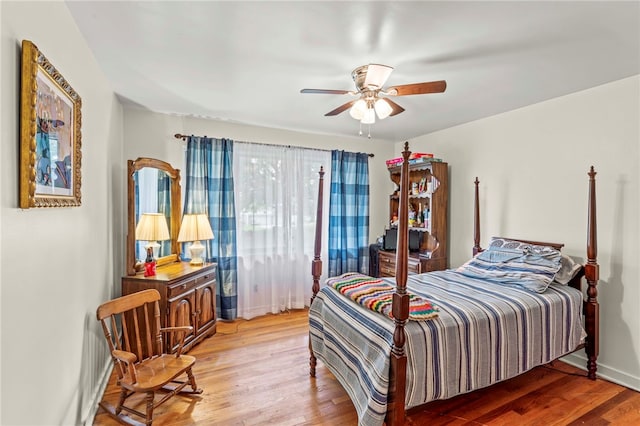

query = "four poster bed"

[{"left": 308, "top": 142, "right": 599, "bottom": 426}]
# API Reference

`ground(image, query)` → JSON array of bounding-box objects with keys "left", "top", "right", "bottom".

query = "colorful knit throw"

[{"left": 328, "top": 273, "right": 438, "bottom": 321}]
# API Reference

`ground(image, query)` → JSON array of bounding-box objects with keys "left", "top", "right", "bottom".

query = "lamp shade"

[
  {"left": 177, "top": 214, "right": 214, "bottom": 242},
  {"left": 178, "top": 214, "right": 214, "bottom": 266},
  {"left": 374, "top": 98, "right": 393, "bottom": 120},
  {"left": 361, "top": 107, "right": 376, "bottom": 124},
  {"left": 349, "top": 99, "right": 367, "bottom": 120},
  {"left": 135, "top": 213, "right": 170, "bottom": 242}
]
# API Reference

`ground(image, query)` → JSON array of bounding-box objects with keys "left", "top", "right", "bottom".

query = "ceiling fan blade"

[
  {"left": 384, "top": 98, "right": 405, "bottom": 116},
  {"left": 301, "top": 88, "right": 350, "bottom": 95},
  {"left": 364, "top": 64, "right": 394, "bottom": 89},
  {"left": 325, "top": 100, "right": 356, "bottom": 116},
  {"left": 387, "top": 80, "right": 447, "bottom": 96}
]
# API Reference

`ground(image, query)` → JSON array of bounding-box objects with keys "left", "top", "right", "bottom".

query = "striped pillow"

[{"left": 457, "top": 238, "right": 562, "bottom": 293}]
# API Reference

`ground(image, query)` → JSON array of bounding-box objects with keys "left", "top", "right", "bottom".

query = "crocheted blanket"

[{"left": 327, "top": 273, "right": 438, "bottom": 321}]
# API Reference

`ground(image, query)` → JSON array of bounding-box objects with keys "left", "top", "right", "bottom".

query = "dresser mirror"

[{"left": 126, "top": 157, "right": 182, "bottom": 276}]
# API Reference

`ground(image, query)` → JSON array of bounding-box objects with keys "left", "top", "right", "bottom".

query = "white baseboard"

[
  {"left": 561, "top": 353, "right": 640, "bottom": 391},
  {"left": 83, "top": 361, "right": 114, "bottom": 425}
]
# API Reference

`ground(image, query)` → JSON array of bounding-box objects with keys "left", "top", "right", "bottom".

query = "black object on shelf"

[{"left": 383, "top": 228, "right": 422, "bottom": 252}]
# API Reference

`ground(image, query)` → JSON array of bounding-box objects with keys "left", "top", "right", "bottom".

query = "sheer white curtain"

[{"left": 233, "top": 142, "right": 330, "bottom": 319}]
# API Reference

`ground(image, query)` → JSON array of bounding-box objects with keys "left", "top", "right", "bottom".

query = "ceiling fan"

[{"left": 300, "top": 64, "right": 446, "bottom": 124}]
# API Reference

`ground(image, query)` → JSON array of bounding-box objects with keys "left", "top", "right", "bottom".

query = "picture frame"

[{"left": 19, "top": 40, "right": 82, "bottom": 208}]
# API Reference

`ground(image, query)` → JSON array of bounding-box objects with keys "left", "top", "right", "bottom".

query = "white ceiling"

[{"left": 65, "top": 1, "right": 640, "bottom": 143}]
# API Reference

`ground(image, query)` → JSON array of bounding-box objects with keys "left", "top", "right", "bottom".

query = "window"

[{"left": 233, "top": 142, "right": 330, "bottom": 318}]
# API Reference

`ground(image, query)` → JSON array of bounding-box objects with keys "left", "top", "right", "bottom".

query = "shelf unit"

[{"left": 380, "top": 160, "right": 448, "bottom": 276}]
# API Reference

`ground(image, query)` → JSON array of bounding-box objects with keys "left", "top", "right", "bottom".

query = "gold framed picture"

[{"left": 19, "top": 40, "right": 82, "bottom": 208}]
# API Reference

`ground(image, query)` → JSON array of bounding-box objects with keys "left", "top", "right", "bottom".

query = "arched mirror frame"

[{"left": 126, "top": 157, "right": 182, "bottom": 276}]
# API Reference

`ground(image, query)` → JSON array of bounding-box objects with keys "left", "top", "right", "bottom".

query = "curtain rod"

[{"left": 173, "top": 133, "right": 374, "bottom": 157}]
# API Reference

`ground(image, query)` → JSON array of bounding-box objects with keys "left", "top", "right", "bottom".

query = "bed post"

[
  {"left": 309, "top": 166, "right": 325, "bottom": 378},
  {"left": 473, "top": 177, "right": 481, "bottom": 256},
  {"left": 387, "top": 142, "right": 411, "bottom": 426},
  {"left": 585, "top": 166, "right": 599, "bottom": 380}
]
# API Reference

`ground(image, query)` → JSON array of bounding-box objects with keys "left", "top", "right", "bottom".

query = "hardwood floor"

[{"left": 94, "top": 309, "right": 640, "bottom": 425}]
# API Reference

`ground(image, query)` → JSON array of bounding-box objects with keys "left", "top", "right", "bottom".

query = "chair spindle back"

[{"left": 97, "top": 289, "right": 163, "bottom": 379}]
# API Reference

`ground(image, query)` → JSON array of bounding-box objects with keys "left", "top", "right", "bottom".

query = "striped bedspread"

[{"left": 309, "top": 270, "right": 585, "bottom": 426}]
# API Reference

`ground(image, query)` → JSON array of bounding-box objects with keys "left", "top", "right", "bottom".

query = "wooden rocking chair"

[{"left": 96, "top": 289, "right": 203, "bottom": 425}]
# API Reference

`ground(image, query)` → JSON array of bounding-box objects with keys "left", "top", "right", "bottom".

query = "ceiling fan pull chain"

[
  {"left": 359, "top": 122, "right": 363, "bottom": 136},
  {"left": 368, "top": 124, "right": 371, "bottom": 139}
]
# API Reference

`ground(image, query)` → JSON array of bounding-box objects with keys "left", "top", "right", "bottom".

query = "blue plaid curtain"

[
  {"left": 328, "top": 150, "right": 370, "bottom": 276},
  {"left": 157, "top": 172, "right": 171, "bottom": 257},
  {"left": 184, "top": 136, "right": 238, "bottom": 320}
]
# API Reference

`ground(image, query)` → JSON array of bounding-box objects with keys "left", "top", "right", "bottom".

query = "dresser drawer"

[
  {"left": 378, "top": 251, "right": 422, "bottom": 277},
  {"left": 168, "top": 269, "right": 216, "bottom": 298},
  {"left": 168, "top": 278, "right": 198, "bottom": 298},
  {"left": 407, "top": 258, "right": 421, "bottom": 274},
  {"left": 195, "top": 270, "right": 216, "bottom": 286},
  {"left": 378, "top": 251, "right": 396, "bottom": 277},
  {"left": 378, "top": 251, "right": 396, "bottom": 265},
  {"left": 379, "top": 265, "right": 395, "bottom": 277}
]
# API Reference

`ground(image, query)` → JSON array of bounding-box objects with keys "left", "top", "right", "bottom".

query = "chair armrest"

[
  {"left": 159, "top": 326, "right": 193, "bottom": 357},
  {"left": 112, "top": 350, "right": 138, "bottom": 383}
]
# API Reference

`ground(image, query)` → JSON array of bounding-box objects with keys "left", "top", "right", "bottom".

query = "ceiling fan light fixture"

[
  {"left": 300, "top": 64, "right": 446, "bottom": 133},
  {"left": 374, "top": 98, "right": 393, "bottom": 120},
  {"left": 349, "top": 99, "right": 367, "bottom": 120},
  {"left": 363, "top": 64, "right": 394, "bottom": 89},
  {"left": 361, "top": 107, "right": 376, "bottom": 124}
]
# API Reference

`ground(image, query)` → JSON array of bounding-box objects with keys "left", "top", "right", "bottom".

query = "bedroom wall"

[
  {"left": 402, "top": 75, "right": 640, "bottom": 391},
  {"left": 0, "top": 2, "right": 124, "bottom": 425},
  {"left": 121, "top": 108, "right": 396, "bottom": 245}
]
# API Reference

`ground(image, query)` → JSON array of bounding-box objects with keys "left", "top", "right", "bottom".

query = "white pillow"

[{"left": 554, "top": 254, "right": 582, "bottom": 285}]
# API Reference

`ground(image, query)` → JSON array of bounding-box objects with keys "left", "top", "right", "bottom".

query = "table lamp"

[
  {"left": 177, "top": 213, "right": 214, "bottom": 265},
  {"left": 135, "top": 213, "right": 171, "bottom": 260}
]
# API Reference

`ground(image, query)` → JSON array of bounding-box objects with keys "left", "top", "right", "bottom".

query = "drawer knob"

[{"left": 181, "top": 284, "right": 187, "bottom": 289}]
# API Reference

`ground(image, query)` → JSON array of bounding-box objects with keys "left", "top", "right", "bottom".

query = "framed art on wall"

[{"left": 19, "top": 39, "right": 82, "bottom": 208}]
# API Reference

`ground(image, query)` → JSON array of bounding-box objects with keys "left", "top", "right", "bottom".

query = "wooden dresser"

[{"left": 121, "top": 261, "right": 217, "bottom": 354}]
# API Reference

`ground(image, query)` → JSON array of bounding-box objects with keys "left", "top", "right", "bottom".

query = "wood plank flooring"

[{"left": 93, "top": 309, "right": 640, "bottom": 425}]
